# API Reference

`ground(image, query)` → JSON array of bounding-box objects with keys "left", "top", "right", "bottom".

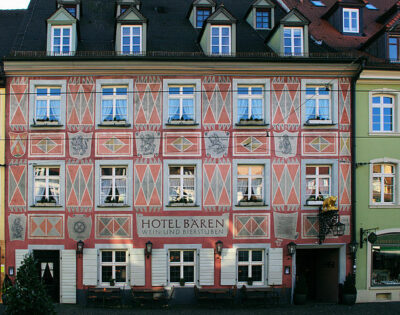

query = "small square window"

[
  {"left": 255, "top": 8, "right": 270, "bottom": 29},
  {"left": 196, "top": 7, "right": 211, "bottom": 28},
  {"left": 343, "top": 8, "right": 359, "bottom": 33},
  {"left": 284, "top": 27, "right": 303, "bottom": 56},
  {"left": 64, "top": 5, "right": 77, "bottom": 17},
  {"left": 237, "top": 249, "right": 264, "bottom": 285},
  {"left": 121, "top": 25, "right": 142, "bottom": 55},
  {"left": 51, "top": 26, "right": 72, "bottom": 55},
  {"left": 211, "top": 26, "right": 231, "bottom": 55}
]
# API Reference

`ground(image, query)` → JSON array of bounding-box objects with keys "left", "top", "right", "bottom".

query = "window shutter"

[
  {"left": 15, "top": 249, "right": 29, "bottom": 275},
  {"left": 220, "top": 248, "right": 236, "bottom": 286},
  {"left": 130, "top": 248, "right": 145, "bottom": 286},
  {"left": 151, "top": 249, "right": 167, "bottom": 286},
  {"left": 61, "top": 250, "right": 76, "bottom": 303},
  {"left": 199, "top": 248, "right": 214, "bottom": 286},
  {"left": 268, "top": 248, "right": 283, "bottom": 286},
  {"left": 83, "top": 248, "right": 98, "bottom": 286}
]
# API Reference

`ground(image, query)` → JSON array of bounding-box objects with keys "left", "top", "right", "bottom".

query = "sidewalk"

[{"left": 2, "top": 302, "right": 399, "bottom": 315}]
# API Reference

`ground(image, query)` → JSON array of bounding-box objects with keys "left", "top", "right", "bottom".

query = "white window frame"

[
  {"left": 237, "top": 165, "right": 264, "bottom": 204},
  {"left": 95, "top": 79, "right": 134, "bottom": 128},
  {"left": 100, "top": 249, "right": 128, "bottom": 286},
  {"left": 305, "top": 165, "right": 332, "bottom": 204},
  {"left": 167, "top": 85, "right": 196, "bottom": 123},
  {"left": 305, "top": 85, "right": 332, "bottom": 123},
  {"left": 301, "top": 159, "right": 338, "bottom": 209},
  {"left": 236, "top": 85, "right": 264, "bottom": 122},
  {"left": 100, "top": 85, "right": 129, "bottom": 123},
  {"left": 162, "top": 79, "right": 201, "bottom": 128},
  {"left": 371, "top": 163, "right": 396, "bottom": 205},
  {"left": 121, "top": 25, "right": 142, "bottom": 55},
  {"left": 210, "top": 25, "right": 231, "bottom": 55},
  {"left": 237, "top": 249, "right": 265, "bottom": 286},
  {"left": 233, "top": 159, "right": 270, "bottom": 210},
  {"left": 371, "top": 94, "right": 395, "bottom": 133},
  {"left": 168, "top": 166, "right": 196, "bottom": 205},
  {"left": 168, "top": 249, "right": 197, "bottom": 285},
  {"left": 28, "top": 160, "right": 65, "bottom": 210},
  {"left": 100, "top": 166, "right": 128, "bottom": 205},
  {"left": 33, "top": 166, "right": 61, "bottom": 205},
  {"left": 343, "top": 8, "right": 359, "bottom": 33},
  {"left": 163, "top": 160, "right": 202, "bottom": 211},
  {"left": 95, "top": 160, "right": 133, "bottom": 211},
  {"left": 283, "top": 27, "right": 303, "bottom": 56},
  {"left": 301, "top": 79, "right": 338, "bottom": 126},
  {"left": 51, "top": 25, "right": 72, "bottom": 55},
  {"left": 34, "top": 86, "right": 62, "bottom": 124}
]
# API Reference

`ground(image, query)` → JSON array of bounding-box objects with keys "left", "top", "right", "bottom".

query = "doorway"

[
  {"left": 296, "top": 248, "right": 339, "bottom": 303},
  {"left": 33, "top": 250, "right": 60, "bottom": 303}
]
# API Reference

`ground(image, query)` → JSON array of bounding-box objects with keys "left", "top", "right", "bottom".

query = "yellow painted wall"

[{"left": 0, "top": 87, "right": 5, "bottom": 301}]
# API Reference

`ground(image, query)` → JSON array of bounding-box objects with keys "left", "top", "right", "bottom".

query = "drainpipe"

[{"left": 351, "top": 57, "right": 365, "bottom": 278}]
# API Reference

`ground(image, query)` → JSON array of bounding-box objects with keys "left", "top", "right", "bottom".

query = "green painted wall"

[{"left": 355, "top": 80, "right": 400, "bottom": 290}]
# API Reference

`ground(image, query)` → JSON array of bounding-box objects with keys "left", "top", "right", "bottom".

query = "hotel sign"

[{"left": 136, "top": 214, "right": 229, "bottom": 237}]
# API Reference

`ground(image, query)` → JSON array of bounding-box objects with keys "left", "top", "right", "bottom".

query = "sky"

[{"left": 0, "top": 0, "right": 30, "bottom": 9}]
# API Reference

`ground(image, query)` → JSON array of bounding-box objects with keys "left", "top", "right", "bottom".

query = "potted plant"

[
  {"left": 306, "top": 195, "right": 324, "bottom": 205},
  {"left": 342, "top": 273, "right": 357, "bottom": 305},
  {"left": 293, "top": 275, "right": 307, "bottom": 305},
  {"left": 247, "top": 277, "right": 253, "bottom": 286},
  {"left": 179, "top": 278, "right": 185, "bottom": 287}
]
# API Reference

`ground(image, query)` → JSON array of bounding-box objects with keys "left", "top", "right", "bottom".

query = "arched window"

[{"left": 372, "top": 95, "right": 394, "bottom": 132}]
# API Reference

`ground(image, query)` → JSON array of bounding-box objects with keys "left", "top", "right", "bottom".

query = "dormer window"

[
  {"left": 211, "top": 26, "right": 231, "bottom": 55},
  {"left": 64, "top": 5, "right": 77, "bottom": 17},
  {"left": 196, "top": 7, "right": 211, "bottom": 28},
  {"left": 121, "top": 25, "right": 142, "bottom": 54},
  {"left": 256, "top": 8, "right": 270, "bottom": 29},
  {"left": 389, "top": 36, "right": 400, "bottom": 62},
  {"left": 284, "top": 27, "right": 303, "bottom": 56},
  {"left": 120, "top": 5, "right": 130, "bottom": 14},
  {"left": 51, "top": 26, "right": 72, "bottom": 55},
  {"left": 57, "top": 0, "right": 80, "bottom": 19},
  {"left": 343, "top": 8, "right": 359, "bottom": 33}
]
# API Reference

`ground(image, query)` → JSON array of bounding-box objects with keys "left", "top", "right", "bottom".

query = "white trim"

[
  {"left": 27, "top": 245, "right": 65, "bottom": 250},
  {"left": 369, "top": 90, "right": 399, "bottom": 134},
  {"left": 120, "top": 25, "right": 142, "bottom": 55},
  {"left": 51, "top": 25, "right": 72, "bottom": 55},
  {"left": 210, "top": 25, "right": 231, "bottom": 55},
  {"left": 343, "top": 8, "right": 359, "bottom": 33},
  {"left": 283, "top": 26, "right": 303, "bottom": 56},
  {"left": 95, "top": 244, "right": 134, "bottom": 249}
]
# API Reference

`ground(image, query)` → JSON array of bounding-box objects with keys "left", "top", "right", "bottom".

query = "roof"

[
  {"left": 0, "top": 9, "right": 26, "bottom": 58},
  {"left": 282, "top": 0, "right": 397, "bottom": 50},
  {"left": 10, "top": 0, "right": 335, "bottom": 56}
]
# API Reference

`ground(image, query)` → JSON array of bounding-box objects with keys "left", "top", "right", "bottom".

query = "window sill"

[
  {"left": 305, "top": 201, "right": 323, "bottom": 206},
  {"left": 98, "top": 122, "right": 131, "bottom": 127},
  {"left": 369, "top": 132, "right": 399, "bottom": 136},
  {"left": 31, "top": 123, "right": 63, "bottom": 128},
  {"left": 235, "top": 122, "right": 269, "bottom": 127},
  {"left": 167, "top": 203, "right": 196, "bottom": 207},
  {"left": 236, "top": 201, "right": 267, "bottom": 207},
  {"left": 369, "top": 285, "right": 400, "bottom": 290},
  {"left": 97, "top": 204, "right": 130, "bottom": 208},
  {"left": 166, "top": 122, "right": 199, "bottom": 127},
  {"left": 31, "top": 204, "right": 62, "bottom": 208},
  {"left": 369, "top": 204, "right": 400, "bottom": 209},
  {"left": 304, "top": 120, "right": 335, "bottom": 126}
]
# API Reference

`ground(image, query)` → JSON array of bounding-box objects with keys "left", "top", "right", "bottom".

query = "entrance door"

[
  {"left": 296, "top": 248, "right": 339, "bottom": 303},
  {"left": 33, "top": 250, "right": 60, "bottom": 303}
]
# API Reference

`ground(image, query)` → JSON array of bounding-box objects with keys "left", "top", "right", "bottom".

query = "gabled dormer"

[
  {"left": 116, "top": 0, "right": 141, "bottom": 18},
  {"left": 199, "top": 5, "right": 237, "bottom": 56},
  {"left": 188, "top": 0, "right": 216, "bottom": 29},
  {"left": 266, "top": 9, "right": 309, "bottom": 56},
  {"left": 322, "top": 0, "right": 366, "bottom": 35},
  {"left": 47, "top": 6, "right": 78, "bottom": 56},
  {"left": 57, "top": 0, "right": 80, "bottom": 19},
  {"left": 246, "top": 0, "right": 275, "bottom": 30},
  {"left": 116, "top": 6, "right": 147, "bottom": 55}
]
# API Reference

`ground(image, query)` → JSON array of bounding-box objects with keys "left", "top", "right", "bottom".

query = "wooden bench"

[
  {"left": 131, "top": 288, "right": 170, "bottom": 307},
  {"left": 87, "top": 287, "right": 122, "bottom": 308},
  {"left": 240, "top": 286, "right": 279, "bottom": 306},
  {"left": 194, "top": 286, "right": 236, "bottom": 306}
]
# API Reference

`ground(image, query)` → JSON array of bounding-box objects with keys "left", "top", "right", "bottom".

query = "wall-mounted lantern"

[
  {"left": 145, "top": 241, "right": 153, "bottom": 258},
  {"left": 348, "top": 240, "right": 358, "bottom": 255},
  {"left": 359, "top": 228, "right": 378, "bottom": 248},
  {"left": 76, "top": 240, "right": 84, "bottom": 256},
  {"left": 215, "top": 240, "right": 223, "bottom": 256},
  {"left": 287, "top": 242, "right": 297, "bottom": 256}
]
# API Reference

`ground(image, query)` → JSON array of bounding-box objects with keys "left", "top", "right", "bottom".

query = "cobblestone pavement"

[{"left": 2, "top": 302, "right": 399, "bottom": 315}]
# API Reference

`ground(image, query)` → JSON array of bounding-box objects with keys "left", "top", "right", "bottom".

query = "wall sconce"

[
  {"left": 348, "top": 240, "right": 359, "bottom": 255},
  {"left": 8, "top": 266, "right": 14, "bottom": 276},
  {"left": 360, "top": 228, "right": 378, "bottom": 249},
  {"left": 76, "top": 240, "right": 84, "bottom": 256},
  {"left": 318, "top": 203, "right": 345, "bottom": 244},
  {"left": 287, "top": 242, "right": 296, "bottom": 256},
  {"left": 215, "top": 240, "right": 223, "bottom": 255},
  {"left": 145, "top": 241, "right": 153, "bottom": 258}
]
